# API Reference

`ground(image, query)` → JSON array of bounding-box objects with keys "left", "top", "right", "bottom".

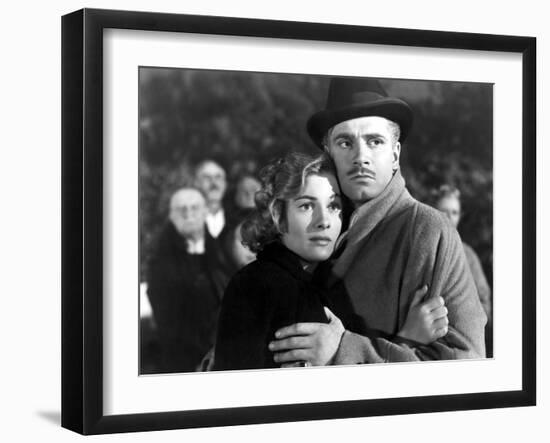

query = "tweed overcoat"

[{"left": 330, "top": 170, "right": 487, "bottom": 363}]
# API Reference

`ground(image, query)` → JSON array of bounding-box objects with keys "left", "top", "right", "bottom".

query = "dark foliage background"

[{"left": 139, "top": 68, "right": 493, "bottom": 286}]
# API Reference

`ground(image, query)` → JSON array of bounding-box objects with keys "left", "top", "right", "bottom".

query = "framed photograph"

[{"left": 61, "top": 8, "right": 536, "bottom": 435}]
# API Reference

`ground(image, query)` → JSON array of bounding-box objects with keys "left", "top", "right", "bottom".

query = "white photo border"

[{"left": 103, "top": 28, "right": 523, "bottom": 416}]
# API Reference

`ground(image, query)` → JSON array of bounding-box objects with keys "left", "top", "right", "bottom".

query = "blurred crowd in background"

[{"left": 139, "top": 68, "right": 493, "bottom": 373}]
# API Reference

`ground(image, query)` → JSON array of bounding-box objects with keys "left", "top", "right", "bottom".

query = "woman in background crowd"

[{"left": 431, "top": 184, "right": 492, "bottom": 356}]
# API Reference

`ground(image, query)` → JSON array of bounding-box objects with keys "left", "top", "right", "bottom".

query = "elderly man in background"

[
  {"left": 270, "top": 76, "right": 487, "bottom": 366},
  {"left": 147, "top": 187, "right": 229, "bottom": 373},
  {"left": 194, "top": 159, "right": 228, "bottom": 239}
]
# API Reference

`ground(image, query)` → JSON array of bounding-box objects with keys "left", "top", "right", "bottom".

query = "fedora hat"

[{"left": 307, "top": 77, "right": 413, "bottom": 149}]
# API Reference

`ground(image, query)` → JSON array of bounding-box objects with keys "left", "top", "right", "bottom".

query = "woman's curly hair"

[{"left": 241, "top": 152, "right": 337, "bottom": 253}]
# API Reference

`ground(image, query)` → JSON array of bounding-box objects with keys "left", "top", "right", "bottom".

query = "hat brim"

[{"left": 307, "top": 98, "right": 413, "bottom": 149}]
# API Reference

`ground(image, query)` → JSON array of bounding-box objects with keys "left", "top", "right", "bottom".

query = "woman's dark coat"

[{"left": 213, "top": 242, "right": 330, "bottom": 370}]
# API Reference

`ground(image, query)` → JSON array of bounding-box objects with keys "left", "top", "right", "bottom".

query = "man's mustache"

[{"left": 347, "top": 167, "right": 376, "bottom": 178}]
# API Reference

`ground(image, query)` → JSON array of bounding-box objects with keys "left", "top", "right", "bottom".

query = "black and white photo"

[{"left": 138, "top": 68, "right": 494, "bottom": 374}]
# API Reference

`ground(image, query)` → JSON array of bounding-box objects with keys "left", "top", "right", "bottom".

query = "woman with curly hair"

[{"left": 213, "top": 152, "right": 446, "bottom": 370}]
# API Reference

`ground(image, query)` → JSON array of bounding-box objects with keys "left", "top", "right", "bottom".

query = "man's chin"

[
  {"left": 206, "top": 193, "right": 223, "bottom": 203},
  {"left": 347, "top": 187, "right": 379, "bottom": 205}
]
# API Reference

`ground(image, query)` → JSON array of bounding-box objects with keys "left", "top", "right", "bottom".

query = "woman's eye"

[
  {"left": 328, "top": 203, "right": 342, "bottom": 213},
  {"left": 299, "top": 202, "right": 313, "bottom": 211}
]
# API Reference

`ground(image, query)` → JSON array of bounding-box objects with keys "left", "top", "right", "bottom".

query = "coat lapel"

[{"left": 332, "top": 169, "right": 410, "bottom": 279}]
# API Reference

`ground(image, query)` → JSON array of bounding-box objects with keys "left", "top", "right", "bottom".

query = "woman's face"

[
  {"left": 436, "top": 195, "right": 461, "bottom": 228},
  {"left": 235, "top": 176, "right": 261, "bottom": 209},
  {"left": 281, "top": 172, "right": 343, "bottom": 264}
]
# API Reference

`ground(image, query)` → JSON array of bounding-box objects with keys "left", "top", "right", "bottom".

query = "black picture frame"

[{"left": 61, "top": 8, "right": 536, "bottom": 435}]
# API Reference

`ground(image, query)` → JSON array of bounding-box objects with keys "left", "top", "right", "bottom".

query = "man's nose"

[{"left": 352, "top": 139, "right": 372, "bottom": 165}]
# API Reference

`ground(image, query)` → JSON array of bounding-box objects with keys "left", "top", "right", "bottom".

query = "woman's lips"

[{"left": 309, "top": 236, "right": 332, "bottom": 246}]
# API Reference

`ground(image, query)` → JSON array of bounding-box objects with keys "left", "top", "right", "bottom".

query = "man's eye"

[
  {"left": 369, "top": 138, "right": 384, "bottom": 147},
  {"left": 336, "top": 139, "right": 352, "bottom": 149}
]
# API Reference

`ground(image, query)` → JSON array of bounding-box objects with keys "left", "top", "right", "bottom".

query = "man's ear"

[{"left": 392, "top": 141, "right": 401, "bottom": 170}]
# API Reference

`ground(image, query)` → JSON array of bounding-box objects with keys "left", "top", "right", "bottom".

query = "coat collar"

[
  {"left": 332, "top": 169, "right": 414, "bottom": 278},
  {"left": 257, "top": 242, "right": 315, "bottom": 283}
]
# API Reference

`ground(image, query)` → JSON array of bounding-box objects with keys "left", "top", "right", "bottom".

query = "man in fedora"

[{"left": 269, "top": 77, "right": 487, "bottom": 365}]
